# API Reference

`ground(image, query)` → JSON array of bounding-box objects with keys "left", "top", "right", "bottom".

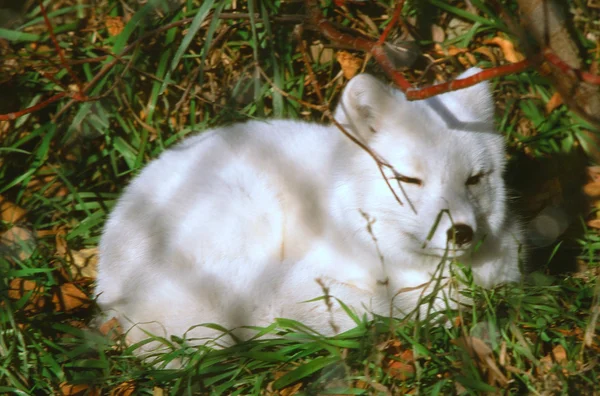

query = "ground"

[{"left": 1, "top": 0, "right": 600, "bottom": 394}]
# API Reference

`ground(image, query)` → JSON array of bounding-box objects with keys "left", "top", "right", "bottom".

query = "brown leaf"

[
  {"left": 153, "top": 388, "right": 165, "bottom": 396},
  {"left": 99, "top": 317, "right": 124, "bottom": 340},
  {"left": 383, "top": 340, "right": 415, "bottom": 380},
  {"left": 60, "top": 382, "right": 94, "bottom": 396},
  {"left": 336, "top": 51, "right": 362, "bottom": 80},
  {"left": 8, "top": 278, "right": 47, "bottom": 311},
  {"left": 55, "top": 227, "right": 68, "bottom": 257},
  {"left": 1, "top": 226, "right": 36, "bottom": 260},
  {"left": 279, "top": 382, "right": 302, "bottom": 396},
  {"left": 538, "top": 354, "right": 553, "bottom": 375},
  {"left": 552, "top": 345, "right": 567, "bottom": 364},
  {"left": 0, "top": 195, "right": 26, "bottom": 224},
  {"left": 484, "top": 37, "right": 525, "bottom": 63},
  {"left": 69, "top": 247, "right": 99, "bottom": 279},
  {"left": 310, "top": 43, "right": 334, "bottom": 65},
  {"left": 587, "top": 166, "right": 600, "bottom": 182},
  {"left": 453, "top": 336, "right": 509, "bottom": 387},
  {"left": 431, "top": 24, "right": 445, "bottom": 43},
  {"left": 546, "top": 92, "right": 563, "bottom": 114},
  {"left": 586, "top": 219, "right": 600, "bottom": 229},
  {"left": 52, "top": 283, "right": 91, "bottom": 312},
  {"left": 474, "top": 47, "right": 497, "bottom": 65},
  {"left": 433, "top": 43, "right": 467, "bottom": 57},
  {"left": 110, "top": 381, "right": 135, "bottom": 396},
  {"left": 105, "top": 16, "right": 124, "bottom": 37}
]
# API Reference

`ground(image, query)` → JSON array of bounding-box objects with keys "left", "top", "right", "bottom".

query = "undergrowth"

[{"left": 1, "top": 0, "right": 599, "bottom": 394}]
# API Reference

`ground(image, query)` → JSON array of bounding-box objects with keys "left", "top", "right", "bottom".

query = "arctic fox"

[{"left": 96, "top": 69, "right": 522, "bottom": 349}]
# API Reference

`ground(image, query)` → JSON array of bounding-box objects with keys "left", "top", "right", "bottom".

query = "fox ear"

[
  {"left": 452, "top": 67, "right": 495, "bottom": 122},
  {"left": 334, "top": 74, "right": 393, "bottom": 142}
]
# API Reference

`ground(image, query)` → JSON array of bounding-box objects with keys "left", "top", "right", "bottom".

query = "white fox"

[{"left": 96, "top": 69, "right": 523, "bottom": 350}]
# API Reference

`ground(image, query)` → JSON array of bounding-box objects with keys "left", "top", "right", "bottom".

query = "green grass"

[{"left": 1, "top": 0, "right": 599, "bottom": 394}]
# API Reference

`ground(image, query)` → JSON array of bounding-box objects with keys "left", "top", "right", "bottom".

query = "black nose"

[{"left": 446, "top": 224, "right": 474, "bottom": 246}]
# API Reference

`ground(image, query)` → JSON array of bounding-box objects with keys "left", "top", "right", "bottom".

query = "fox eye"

[
  {"left": 466, "top": 173, "right": 484, "bottom": 186},
  {"left": 395, "top": 174, "right": 423, "bottom": 186}
]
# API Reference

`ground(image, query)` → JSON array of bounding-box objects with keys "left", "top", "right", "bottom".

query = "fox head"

[{"left": 333, "top": 69, "right": 508, "bottom": 262}]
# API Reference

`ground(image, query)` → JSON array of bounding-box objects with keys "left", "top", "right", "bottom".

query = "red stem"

[
  {"left": 38, "top": 1, "right": 84, "bottom": 94},
  {"left": 377, "top": 0, "right": 405, "bottom": 45},
  {"left": 0, "top": 92, "right": 68, "bottom": 121}
]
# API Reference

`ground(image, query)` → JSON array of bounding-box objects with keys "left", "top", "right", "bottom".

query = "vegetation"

[{"left": 1, "top": 0, "right": 599, "bottom": 394}]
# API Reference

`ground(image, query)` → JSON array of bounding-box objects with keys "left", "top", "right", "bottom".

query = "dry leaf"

[
  {"left": 583, "top": 181, "right": 600, "bottom": 198},
  {"left": 552, "top": 344, "right": 567, "bottom": 364},
  {"left": 484, "top": 37, "right": 525, "bottom": 63},
  {"left": 310, "top": 43, "right": 334, "bottom": 64},
  {"left": 8, "top": 278, "right": 47, "bottom": 311},
  {"left": 1, "top": 226, "right": 36, "bottom": 260},
  {"left": 433, "top": 43, "right": 467, "bottom": 57},
  {"left": 100, "top": 317, "right": 124, "bottom": 339},
  {"left": 69, "top": 247, "right": 99, "bottom": 279},
  {"left": 453, "top": 336, "right": 509, "bottom": 387},
  {"left": 105, "top": 16, "right": 124, "bottom": 37},
  {"left": 587, "top": 166, "right": 600, "bottom": 182},
  {"left": 431, "top": 24, "right": 445, "bottom": 43},
  {"left": 110, "top": 381, "right": 135, "bottom": 396},
  {"left": 153, "top": 388, "right": 165, "bottom": 396},
  {"left": 538, "top": 354, "right": 553, "bottom": 375},
  {"left": 586, "top": 219, "right": 600, "bottom": 229},
  {"left": 0, "top": 194, "right": 26, "bottom": 223},
  {"left": 54, "top": 227, "right": 69, "bottom": 257},
  {"left": 52, "top": 283, "right": 91, "bottom": 312},
  {"left": 60, "top": 382, "right": 95, "bottom": 396},
  {"left": 279, "top": 382, "right": 302, "bottom": 396},
  {"left": 336, "top": 51, "right": 362, "bottom": 79},
  {"left": 474, "top": 46, "right": 497, "bottom": 65},
  {"left": 387, "top": 350, "right": 415, "bottom": 380},
  {"left": 546, "top": 92, "right": 563, "bottom": 114},
  {"left": 383, "top": 340, "right": 416, "bottom": 380}
]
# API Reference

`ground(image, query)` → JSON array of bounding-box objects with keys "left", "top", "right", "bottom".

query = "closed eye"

[
  {"left": 393, "top": 174, "right": 423, "bottom": 186},
  {"left": 466, "top": 172, "right": 484, "bottom": 186}
]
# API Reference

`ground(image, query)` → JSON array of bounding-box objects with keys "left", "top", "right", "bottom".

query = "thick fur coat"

[{"left": 96, "top": 69, "right": 523, "bottom": 349}]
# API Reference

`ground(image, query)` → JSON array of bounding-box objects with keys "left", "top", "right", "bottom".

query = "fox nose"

[{"left": 446, "top": 224, "right": 473, "bottom": 246}]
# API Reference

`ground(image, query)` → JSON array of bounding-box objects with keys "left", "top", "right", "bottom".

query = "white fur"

[{"left": 96, "top": 69, "right": 523, "bottom": 350}]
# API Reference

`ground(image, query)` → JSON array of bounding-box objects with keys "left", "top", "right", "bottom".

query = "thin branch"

[
  {"left": 377, "top": 0, "right": 405, "bottom": 45},
  {"left": 38, "top": 1, "right": 83, "bottom": 93}
]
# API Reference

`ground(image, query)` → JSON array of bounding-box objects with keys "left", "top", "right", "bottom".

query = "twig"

[
  {"left": 38, "top": 1, "right": 84, "bottom": 93},
  {"left": 376, "top": 0, "right": 405, "bottom": 45}
]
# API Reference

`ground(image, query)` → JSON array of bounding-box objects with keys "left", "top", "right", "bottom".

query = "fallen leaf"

[
  {"left": 1, "top": 226, "right": 36, "bottom": 260},
  {"left": 484, "top": 37, "right": 525, "bottom": 63},
  {"left": 69, "top": 247, "right": 99, "bottom": 279},
  {"left": 60, "top": 382, "right": 93, "bottom": 396},
  {"left": 474, "top": 47, "right": 497, "bottom": 65},
  {"left": 99, "top": 317, "right": 124, "bottom": 340},
  {"left": 105, "top": 16, "right": 124, "bottom": 37},
  {"left": 587, "top": 219, "right": 600, "bottom": 229},
  {"left": 336, "top": 51, "right": 362, "bottom": 79},
  {"left": 383, "top": 340, "right": 416, "bottom": 380},
  {"left": 587, "top": 166, "right": 600, "bottom": 182},
  {"left": 153, "top": 388, "right": 165, "bottom": 396},
  {"left": 433, "top": 43, "right": 468, "bottom": 57},
  {"left": 310, "top": 43, "right": 334, "bottom": 64},
  {"left": 279, "top": 382, "right": 302, "bottom": 396},
  {"left": 552, "top": 345, "right": 567, "bottom": 364},
  {"left": 110, "top": 381, "right": 135, "bottom": 396},
  {"left": 55, "top": 227, "right": 68, "bottom": 257},
  {"left": 546, "top": 92, "right": 563, "bottom": 114},
  {"left": 52, "top": 283, "right": 91, "bottom": 312},
  {"left": 8, "top": 278, "right": 47, "bottom": 311},
  {"left": 431, "top": 24, "right": 445, "bottom": 43},
  {"left": 453, "top": 336, "right": 509, "bottom": 387},
  {"left": 0, "top": 195, "right": 26, "bottom": 223}
]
